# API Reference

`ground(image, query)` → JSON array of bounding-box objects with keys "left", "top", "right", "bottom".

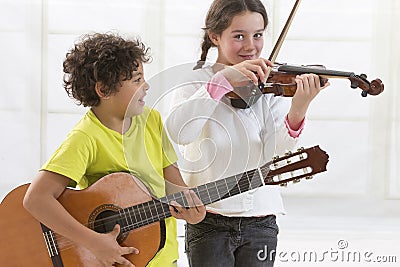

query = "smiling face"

[
  {"left": 113, "top": 62, "right": 149, "bottom": 118},
  {"left": 211, "top": 11, "right": 265, "bottom": 66}
]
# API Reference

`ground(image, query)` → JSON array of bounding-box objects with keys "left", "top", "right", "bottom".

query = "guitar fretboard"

[{"left": 117, "top": 165, "right": 271, "bottom": 234}]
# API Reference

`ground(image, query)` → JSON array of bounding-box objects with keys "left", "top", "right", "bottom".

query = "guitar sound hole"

[
  {"left": 91, "top": 209, "right": 128, "bottom": 243},
  {"left": 93, "top": 210, "right": 119, "bottom": 234}
]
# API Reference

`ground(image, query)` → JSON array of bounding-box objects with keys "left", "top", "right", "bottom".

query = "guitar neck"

[
  {"left": 117, "top": 167, "right": 267, "bottom": 233},
  {"left": 185, "top": 168, "right": 267, "bottom": 206},
  {"left": 116, "top": 145, "right": 328, "bottom": 234}
]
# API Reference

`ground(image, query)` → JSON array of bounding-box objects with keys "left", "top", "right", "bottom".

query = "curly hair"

[{"left": 63, "top": 32, "right": 151, "bottom": 107}]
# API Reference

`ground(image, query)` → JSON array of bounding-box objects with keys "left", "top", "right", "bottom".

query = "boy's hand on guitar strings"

[
  {"left": 169, "top": 189, "right": 206, "bottom": 224},
  {"left": 87, "top": 224, "right": 139, "bottom": 267}
]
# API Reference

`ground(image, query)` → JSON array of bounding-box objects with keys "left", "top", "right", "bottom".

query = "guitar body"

[{"left": 0, "top": 173, "right": 164, "bottom": 267}]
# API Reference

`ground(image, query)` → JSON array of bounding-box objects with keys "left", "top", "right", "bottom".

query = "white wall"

[{"left": 1, "top": 0, "right": 399, "bottom": 223}]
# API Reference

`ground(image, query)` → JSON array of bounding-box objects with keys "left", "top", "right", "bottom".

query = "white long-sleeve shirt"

[{"left": 165, "top": 66, "right": 300, "bottom": 217}]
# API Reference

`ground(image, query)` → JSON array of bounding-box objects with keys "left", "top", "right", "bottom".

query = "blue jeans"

[{"left": 185, "top": 212, "right": 279, "bottom": 267}]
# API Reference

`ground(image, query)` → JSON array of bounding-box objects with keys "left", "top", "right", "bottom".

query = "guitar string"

[
  {"left": 52, "top": 168, "right": 266, "bottom": 249},
  {"left": 50, "top": 152, "right": 307, "bottom": 252},
  {"left": 50, "top": 170, "right": 260, "bottom": 251}
]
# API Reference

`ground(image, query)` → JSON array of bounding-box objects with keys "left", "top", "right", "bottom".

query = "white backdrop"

[{"left": 0, "top": 0, "right": 399, "bottom": 265}]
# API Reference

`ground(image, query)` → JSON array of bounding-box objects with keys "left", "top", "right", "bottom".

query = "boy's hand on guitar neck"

[
  {"left": 169, "top": 189, "right": 206, "bottom": 224},
  {"left": 85, "top": 223, "right": 139, "bottom": 267}
]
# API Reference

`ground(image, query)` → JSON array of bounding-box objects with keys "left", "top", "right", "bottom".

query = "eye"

[
  {"left": 234, "top": 34, "right": 244, "bottom": 41},
  {"left": 254, "top": 32, "right": 263, "bottom": 39},
  {"left": 133, "top": 77, "right": 142, "bottom": 83}
]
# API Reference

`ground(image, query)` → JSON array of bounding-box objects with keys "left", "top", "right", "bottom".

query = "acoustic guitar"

[{"left": 0, "top": 145, "right": 328, "bottom": 267}]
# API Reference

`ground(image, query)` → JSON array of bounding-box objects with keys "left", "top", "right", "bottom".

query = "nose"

[
  {"left": 143, "top": 82, "right": 150, "bottom": 91},
  {"left": 243, "top": 38, "right": 255, "bottom": 51}
]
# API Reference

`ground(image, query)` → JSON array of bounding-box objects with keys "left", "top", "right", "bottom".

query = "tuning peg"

[
  {"left": 305, "top": 176, "right": 313, "bottom": 180},
  {"left": 361, "top": 90, "right": 368, "bottom": 97},
  {"left": 297, "top": 147, "right": 304, "bottom": 152},
  {"left": 360, "top": 73, "right": 367, "bottom": 79},
  {"left": 280, "top": 183, "right": 288, "bottom": 187},
  {"left": 292, "top": 179, "right": 301, "bottom": 183}
]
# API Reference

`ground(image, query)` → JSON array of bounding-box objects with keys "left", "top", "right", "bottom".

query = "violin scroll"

[{"left": 348, "top": 73, "right": 384, "bottom": 97}]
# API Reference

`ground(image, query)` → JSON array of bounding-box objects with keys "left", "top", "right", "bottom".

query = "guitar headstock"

[{"left": 263, "top": 145, "right": 329, "bottom": 186}]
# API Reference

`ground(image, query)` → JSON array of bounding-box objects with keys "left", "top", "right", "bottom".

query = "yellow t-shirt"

[{"left": 42, "top": 107, "right": 179, "bottom": 266}]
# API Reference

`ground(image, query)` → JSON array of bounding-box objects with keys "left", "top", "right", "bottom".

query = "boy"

[{"left": 23, "top": 32, "right": 205, "bottom": 267}]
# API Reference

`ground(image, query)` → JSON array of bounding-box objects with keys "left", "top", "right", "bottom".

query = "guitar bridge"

[{"left": 40, "top": 223, "right": 64, "bottom": 266}]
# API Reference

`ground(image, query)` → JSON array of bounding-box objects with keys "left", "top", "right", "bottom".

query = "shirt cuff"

[
  {"left": 285, "top": 115, "right": 305, "bottom": 138},
  {"left": 206, "top": 72, "right": 233, "bottom": 101}
]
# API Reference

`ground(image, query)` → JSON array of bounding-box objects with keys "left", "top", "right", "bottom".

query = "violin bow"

[
  {"left": 266, "top": 0, "right": 302, "bottom": 78},
  {"left": 269, "top": 0, "right": 302, "bottom": 63}
]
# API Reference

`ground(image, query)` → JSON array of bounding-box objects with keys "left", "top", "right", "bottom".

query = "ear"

[
  {"left": 95, "top": 82, "right": 110, "bottom": 99},
  {"left": 208, "top": 32, "right": 220, "bottom": 46}
]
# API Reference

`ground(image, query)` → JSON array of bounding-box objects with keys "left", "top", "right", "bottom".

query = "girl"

[{"left": 165, "top": 0, "right": 329, "bottom": 266}]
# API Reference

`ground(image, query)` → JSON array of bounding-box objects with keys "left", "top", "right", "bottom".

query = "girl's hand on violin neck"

[
  {"left": 288, "top": 74, "right": 330, "bottom": 129},
  {"left": 220, "top": 58, "right": 273, "bottom": 86},
  {"left": 293, "top": 73, "right": 330, "bottom": 105}
]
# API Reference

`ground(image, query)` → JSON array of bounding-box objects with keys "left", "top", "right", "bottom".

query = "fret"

[
  {"left": 195, "top": 184, "right": 212, "bottom": 205},
  {"left": 223, "top": 178, "right": 232, "bottom": 198},
  {"left": 130, "top": 206, "right": 139, "bottom": 227},
  {"left": 127, "top": 206, "right": 137, "bottom": 231},
  {"left": 241, "top": 170, "right": 253, "bottom": 192},
  {"left": 214, "top": 180, "right": 222, "bottom": 200},
  {"left": 215, "top": 178, "right": 230, "bottom": 199},
  {"left": 136, "top": 204, "right": 148, "bottom": 228},
  {"left": 136, "top": 203, "right": 145, "bottom": 227},
  {"left": 191, "top": 187, "right": 201, "bottom": 202},
  {"left": 205, "top": 181, "right": 221, "bottom": 203},
  {"left": 120, "top": 206, "right": 134, "bottom": 232},
  {"left": 227, "top": 174, "right": 243, "bottom": 196},
  {"left": 234, "top": 170, "right": 253, "bottom": 193},
  {"left": 146, "top": 201, "right": 154, "bottom": 220},
  {"left": 204, "top": 184, "right": 213, "bottom": 204},
  {"left": 225, "top": 175, "right": 239, "bottom": 191},
  {"left": 250, "top": 169, "right": 264, "bottom": 189},
  {"left": 150, "top": 200, "right": 161, "bottom": 221},
  {"left": 179, "top": 191, "right": 189, "bottom": 208},
  {"left": 146, "top": 201, "right": 160, "bottom": 225},
  {"left": 156, "top": 196, "right": 173, "bottom": 219},
  {"left": 132, "top": 206, "right": 140, "bottom": 229},
  {"left": 119, "top": 208, "right": 130, "bottom": 231},
  {"left": 116, "top": 165, "right": 272, "bottom": 232},
  {"left": 143, "top": 202, "right": 153, "bottom": 222}
]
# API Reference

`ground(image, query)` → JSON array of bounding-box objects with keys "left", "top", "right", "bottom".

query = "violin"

[
  {"left": 225, "top": 63, "right": 384, "bottom": 109},
  {"left": 226, "top": 0, "right": 384, "bottom": 109}
]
